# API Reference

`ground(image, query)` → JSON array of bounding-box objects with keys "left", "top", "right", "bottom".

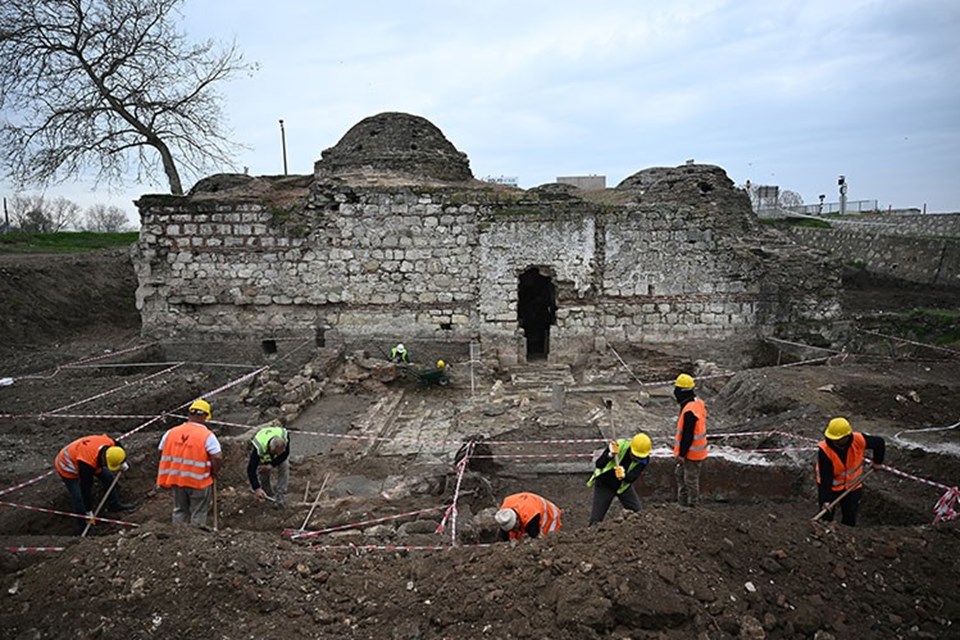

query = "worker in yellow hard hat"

[
  {"left": 54, "top": 434, "right": 133, "bottom": 533},
  {"left": 587, "top": 432, "right": 652, "bottom": 524},
  {"left": 816, "top": 417, "right": 885, "bottom": 526},
  {"left": 673, "top": 373, "right": 708, "bottom": 507},
  {"left": 157, "top": 398, "right": 222, "bottom": 526}
]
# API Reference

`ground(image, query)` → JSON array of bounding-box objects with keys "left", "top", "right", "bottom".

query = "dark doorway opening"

[{"left": 518, "top": 267, "right": 556, "bottom": 360}]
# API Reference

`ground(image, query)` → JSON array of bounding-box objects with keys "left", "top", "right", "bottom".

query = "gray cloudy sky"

[{"left": 4, "top": 0, "right": 960, "bottom": 224}]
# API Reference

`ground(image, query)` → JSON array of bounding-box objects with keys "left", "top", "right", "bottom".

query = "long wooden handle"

[
  {"left": 812, "top": 468, "right": 874, "bottom": 522},
  {"left": 82, "top": 470, "right": 123, "bottom": 537}
]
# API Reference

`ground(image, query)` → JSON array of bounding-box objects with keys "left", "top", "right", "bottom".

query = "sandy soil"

[{"left": 0, "top": 249, "right": 958, "bottom": 639}]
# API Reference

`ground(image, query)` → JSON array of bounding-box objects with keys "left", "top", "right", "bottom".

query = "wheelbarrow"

[{"left": 402, "top": 364, "right": 450, "bottom": 386}]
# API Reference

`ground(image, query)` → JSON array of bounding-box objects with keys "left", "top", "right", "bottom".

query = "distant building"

[
  {"left": 556, "top": 175, "right": 606, "bottom": 190},
  {"left": 483, "top": 175, "right": 519, "bottom": 187}
]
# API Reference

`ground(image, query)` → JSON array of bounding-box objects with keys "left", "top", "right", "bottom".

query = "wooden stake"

[
  {"left": 299, "top": 473, "right": 330, "bottom": 531},
  {"left": 303, "top": 480, "right": 310, "bottom": 504},
  {"left": 212, "top": 480, "right": 219, "bottom": 531}
]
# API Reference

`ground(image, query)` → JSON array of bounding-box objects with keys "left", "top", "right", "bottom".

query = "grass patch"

[
  {"left": 906, "top": 308, "right": 960, "bottom": 345},
  {"left": 0, "top": 231, "right": 139, "bottom": 253}
]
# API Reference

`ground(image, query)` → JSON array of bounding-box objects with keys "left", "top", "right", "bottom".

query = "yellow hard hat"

[
  {"left": 630, "top": 433, "right": 652, "bottom": 458},
  {"left": 675, "top": 373, "right": 695, "bottom": 389},
  {"left": 825, "top": 417, "right": 852, "bottom": 440},
  {"left": 189, "top": 399, "right": 212, "bottom": 418},
  {"left": 105, "top": 446, "right": 126, "bottom": 472},
  {"left": 437, "top": 360, "right": 445, "bottom": 368}
]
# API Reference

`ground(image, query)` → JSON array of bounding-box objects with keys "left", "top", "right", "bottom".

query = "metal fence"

[{"left": 782, "top": 200, "right": 879, "bottom": 215}]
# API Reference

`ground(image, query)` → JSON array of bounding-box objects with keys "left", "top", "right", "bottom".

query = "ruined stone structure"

[{"left": 133, "top": 112, "right": 841, "bottom": 366}]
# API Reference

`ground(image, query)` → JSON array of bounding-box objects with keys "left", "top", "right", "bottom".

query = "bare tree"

[
  {"left": 83, "top": 203, "right": 131, "bottom": 232},
  {"left": 780, "top": 190, "right": 804, "bottom": 209},
  {"left": 0, "top": 0, "right": 255, "bottom": 195},
  {"left": 8, "top": 193, "right": 46, "bottom": 230},
  {"left": 46, "top": 196, "right": 82, "bottom": 231},
  {"left": 7, "top": 194, "right": 81, "bottom": 231}
]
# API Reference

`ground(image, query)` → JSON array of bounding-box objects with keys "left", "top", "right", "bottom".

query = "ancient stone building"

[{"left": 133, "top": 112, "right": 841, "bottom": 366}]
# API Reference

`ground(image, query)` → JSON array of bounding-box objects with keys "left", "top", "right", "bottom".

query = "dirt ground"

[{"left": 0, "top": 250, "right": 958, "bottom": 640}]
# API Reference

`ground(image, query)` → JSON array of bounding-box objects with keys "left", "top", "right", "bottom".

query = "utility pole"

[
  {"left": 279, "top": 119, "right": 288, "bottom": 175},
  {"left": 2, "top": 197, "right": 7, "bottom": 233}
]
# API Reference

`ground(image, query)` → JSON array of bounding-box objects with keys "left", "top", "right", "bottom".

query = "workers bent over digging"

[
  {"left": 248, "top": 425, "right": 290, "bottom": 509},
  {"left": 673, "top": 373, "right": 708, "bottom": 507},
  {"left": 816, "top": 417, "right": 886, "bottom": 526},
  {"left": 587, "top": 432, "right": 652, "bottom": 524},
  {"left": 495, "top": 492, "right": 562, "bottom": 541},
  {"left": 157, "top": 399, "right": 222, "bottom": 527},
  {"left": 55, "top": 434, "right": 133, "bottom": 533}
]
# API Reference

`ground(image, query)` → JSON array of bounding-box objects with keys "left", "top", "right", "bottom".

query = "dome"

[{"left": 314, "top": 112, "right": 473, "bottom": 182}]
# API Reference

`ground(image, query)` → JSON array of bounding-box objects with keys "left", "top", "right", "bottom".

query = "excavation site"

[{"left": 0, "top": 113, "right": 958, "bottom": 639}]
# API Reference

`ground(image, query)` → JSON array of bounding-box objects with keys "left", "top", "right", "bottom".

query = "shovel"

[{"left": 812, "top": 468, "right": 874, "bottom": 522}]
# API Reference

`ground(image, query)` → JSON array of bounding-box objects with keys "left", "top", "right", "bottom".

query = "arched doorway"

[{"left": 518, "top": 267, "right": 556, "bottom": 360}]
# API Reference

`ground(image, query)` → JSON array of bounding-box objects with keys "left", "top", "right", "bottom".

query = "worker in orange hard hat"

[
  {"left": 816, "top": 417, "right": 885, "bottom": 526},
  {"left": 587, "top": 432, "right": 652, "bottom": 524},
  {"left": 54, "top": 434, "right": 133, "bottom": 533},
  {"left": 673, "top": 373, "right": 708, "bottom": 507},
  {"left": 157, "top": 399, "right": 222, "bottom": 527}
]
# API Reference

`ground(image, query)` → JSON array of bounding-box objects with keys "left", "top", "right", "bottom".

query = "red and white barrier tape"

[
  {"left": 6, "top": 546, "right": 66, "bottom": 553},
  {"left": 286, "top": 505, "right": 448, "bottom": 540},
  {"left": 0, "top": 471, "right": 55, "bottom": 497},
  {"left": 13, "top": 342, "right": 157, "bottom": 381},
  {"left": 42, "top": 363, "right": 185, "bottom": 416},
  {"left": 308, "top": 543, "right": 495, "bottom": 553},
  {"left": 436, "top": 442, "right": 474, "bottom": 545},
  {"left": 0, "top": 500, "right": 139, "bottom": 527},
  {"left": 933, "top": 487, "right": 960, "bottom": 524}
]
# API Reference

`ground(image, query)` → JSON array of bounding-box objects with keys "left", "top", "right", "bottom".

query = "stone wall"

[
  {"left": 786, "top": 227, "right": 960, "bottom": 286},
  {"left": 823, "top": 213, "right": 960, "bottom": 238},
  {"left": 132, "top": 113, "right": 843, "bottom": 366}
]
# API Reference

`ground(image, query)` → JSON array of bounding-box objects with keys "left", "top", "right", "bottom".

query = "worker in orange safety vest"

[
  {"left": 673, "top": 373, "right": 708, "bottom": 507},
  {"left": 816, "top": 417, "right": 885, "bottom": 526},
  {"left": 495, "top": 492, "right": 562, "bottom": 541},
  {"left": 157, "top": 399, "right": 222, "bottom": 526},
  {"left": 55, "top": 434, "right": 133, "bottom": 532}
]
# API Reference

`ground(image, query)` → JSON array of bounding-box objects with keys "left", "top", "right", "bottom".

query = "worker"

[
  {"left": 390, "top": 343, "right": 409, "bottom": 364},
  {"left": 816, "top": 417, "right": 886, "bottom": 526},
  {"left": 495, "top": 492, "right": 562, "bottom": 541},
  {"left": 247, "top": 425, "right": 290, "bottom": 508},
  {"left": 54, "top": 434, "right": 132, "bottom": 532},
  {"left": 673, "top": 373, "right": 708, "bottom": 507},
  {"left": 587, "top": 432, "right": 652, "bottom": 524},
  {"left": 156, "top": 399, "right": 222, "bottom": 527}
]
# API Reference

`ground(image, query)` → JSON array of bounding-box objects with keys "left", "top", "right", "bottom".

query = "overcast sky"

[{"left": 4, "top": 0, "right": 959, "bottom": 226}]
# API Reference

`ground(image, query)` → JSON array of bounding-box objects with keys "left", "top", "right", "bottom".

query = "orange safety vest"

[
  {"left": 673, "top": 397, "right": 708, "bottom": 461},
  {"left": 55, "top": 434, "right": 115, "bottom": 479},
  {"left": 816, "top": 433, "right": 867, "bottom": 492},
  {"left": 157, "top": 422, "right": 215, "bottom": 489},
  {"left": 500, "top": 492, "right": 562, "bottom": 541}
]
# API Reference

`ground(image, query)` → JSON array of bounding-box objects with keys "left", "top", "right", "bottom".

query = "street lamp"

[{"left": 279, "top": 119, "right": 288, "bottom": 175}]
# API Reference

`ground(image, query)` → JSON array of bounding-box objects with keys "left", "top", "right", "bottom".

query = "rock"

[
  {"left": 760, "top": 557, "right": 783, "bottom": 574},
  {"left": 762, "top": 612, "right": 778, "bottom": 630},
  {"left": 739, "top": 614, "right": 766, "bottom": 639},
  {"left": 832, "top": 564, "right": 846, "bottom": 580},
  {"left": 817, "top": 384, "right": 835, "bottom": 392}
]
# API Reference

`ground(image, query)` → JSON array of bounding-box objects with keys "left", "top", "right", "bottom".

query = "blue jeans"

[{"left": 62, "top": 471, "right": 122, "bottom": 517}]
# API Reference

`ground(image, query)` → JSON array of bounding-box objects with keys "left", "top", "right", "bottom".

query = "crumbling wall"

[{"left": 132, "top": 113, "right": 843, "bottom": 365}]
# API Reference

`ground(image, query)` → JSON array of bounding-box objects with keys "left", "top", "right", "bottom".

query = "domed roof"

[{"left": 314, "top": 112, "right": 473, "bottom": 182}]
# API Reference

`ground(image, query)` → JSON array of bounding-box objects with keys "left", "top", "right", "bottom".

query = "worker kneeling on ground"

[
  {"left": 248, "top": 425, "right": 290, "bottom": 509},
  {"left": 673, "top": 373, "right": 708, "bottom": 507},
  {"left": 495, "top": 492, "right": 562, "bottom": 541},
  {"left": 587, "top": 432, "right": 652, "bottom": 524},
  {"left": 390, "top": 343, "right": 409, "bottom": 364},
  {"left": 157, "top": 399, "right": 222, "bottom": 527},
  {"left": 816, "top": 417, "right": 885, "bottom": 526},
  {"left": 55, "top": 434, "right": 133, "bottom": 533}
]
